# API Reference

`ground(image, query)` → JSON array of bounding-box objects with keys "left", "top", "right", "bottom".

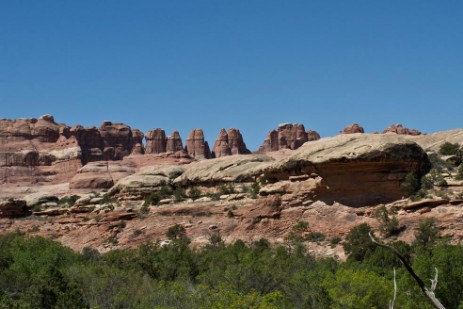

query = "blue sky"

[{"left": 1, "top": 1, "right": 462, "bottom": 150}]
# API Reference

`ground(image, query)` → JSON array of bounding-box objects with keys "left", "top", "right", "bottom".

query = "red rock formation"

[
  {"left": 212, "top": 128, "right": 250, "bottom": 157},
  {"left": 131, "top": 129, "right": 145, "bottom": 155},
  {"left": 98, "top": 121, "right": 133, "bottom": 160},
  {"left": 212, "top": 129, "right": 231, "bottom": 158},
  {"left": 306, "top": 130, "right": 321, "bottom": 141},
  {"left": 70, "top": 125, "right": 104, "bottom": 163},
  {"left": 259, "top": 123, "right": 320, "bottom": 152},
  {"left": 185, "top": 129, "right": 211, "bottom": 159},
  {"left": 382, "top": 124, "right": 423, "bottom": 136},
  {"left": 227, "top": 128, "right": 251, "bottom": 155},
  {"left": 340, "top": 123, "right": 364, "bottom": 134},
  {"left": 166, "top": 130, "right": 184, "bottom": 153},
  {"left": 145, "top": 128, "right": 167, "bottom": 154}
]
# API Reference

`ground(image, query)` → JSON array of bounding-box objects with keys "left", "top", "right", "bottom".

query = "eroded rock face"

[
  {"left": 98, "top": 121, "right": 133, "bottom": 160},
  {"left": 109, "top": 165, "right": 184, "bottom": 197},
  {"left": 265, "top": 134, "right": 431, "bottom": 206},
  {"left": 185, "top": 129, "right": 211, "bottom": 159},
  {"left": 211, "top": 128, "right": 250, "bottom": 158},
  {"left": 259, "top": 123, "right": 320, "bottom": 152},
  {"left": 212, "top": 129, "right": 231, "bottom": 158},
  {"left": 0, "top": 198, "right": 29, "bottom": 217},
  {"left": 145, "top": 128, "right": 167, "bottom": 154},
  {"left": 166, "top": 131, "right": 184, "bottom": 153},
  {"left": 382, "top": 124, "right": 422, "bottom": 136},
  {"left": 70, "top": 161, "right": 136, "bottom": 189},
  {"left": 341, "top": 123, "right": 364, "bottom": 134},
  {"left": 131, "top": 129, "right": 145, "bottom": 155}
]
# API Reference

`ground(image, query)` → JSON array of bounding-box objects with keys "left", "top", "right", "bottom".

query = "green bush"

[
  {"left": 144, "top": 192, "right": 161, "bottom": 207},
  {"left": 456, "top": 164, "right": 463, "bottom": 180},
  {"left": 374, "top": 205, "right": 401, "bottom": 237},
  {"left": 188, "top": 186, "right": 201, "bottom": 199},
  {"left": 401, "top": 172, "right": 420, "bottom": 197},
  {"left": 439, "top": 142, "right": 460, "bottom": 156},
  {"left": 173, "top": 187, "right": 185, "bottom": 202},
  {"left": 306, "top": 231, "right": 326, "bottom": 242}
]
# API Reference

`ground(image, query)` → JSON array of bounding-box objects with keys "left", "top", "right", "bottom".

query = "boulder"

[
  {"left": 341, "top": 123, "right": 364, "bottom": 134},
  {"left": 145, "top": 128, "right": 167, "bottom": 154},
  {"left": 185, "top": 129, "right": 211, "bottom": 159},
  {"left": 24, "top": 192, "right": 59, "bottom": 208}
]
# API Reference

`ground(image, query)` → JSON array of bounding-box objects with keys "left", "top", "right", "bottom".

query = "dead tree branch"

[{"left": 369, "top": 232, "right": 446, "bottom": 309}]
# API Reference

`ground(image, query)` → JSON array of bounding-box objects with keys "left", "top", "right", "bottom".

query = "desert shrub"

[
  {"left": 218, "top": 183, "right": 235, "bottom": 195},
  {"left": 133, "top": 229, "right": 143, "bottom": 236},
  {"left": 306, "top": 231, "right": 326, "bottom": 242},
  {"left": 250, "top": 181, "right": 260, "bottom": 199},
  {"left": 343, "top": 223, "right": 376, "bottom": 261},
  {"left": 117, "top": 220, "right": 126, "bottom": 229},
  {"left": 401, "top": 172, "right": 420, "bottom": 197},
  {"left": 439, "top": 142, "right": 460, "bottom": 156},
  {"left": 166, "top": 224, "right": 186, "bottom": 240},
  {"left": 188, "top": 186, "right": 201, "bottom": 199},
  {"left": 143, "top": 192, "right": 161, "bottom": 207},
  {"left": 456, "top": 164, "right": 463, "bottom": 180},
  {"left": 374, "top": 205, "right": 401, "bottom": 237},
  {"left": 59, "top": 195, "right": 80, "bottom": 207},
  {"left": 173, "top": 187, "right": 185, "bottom": 202},
  {"left": 292, "top": 220, "right": 309, "bottom": 232},
  {"left": 414, "top": 217, "right": 439, "bottom": 249},
  {"left": 226, "top": 210, "right": 235, "bottom": 218},
  {"left": 330, "top": 236, "right": 342, "bottom": 245}
]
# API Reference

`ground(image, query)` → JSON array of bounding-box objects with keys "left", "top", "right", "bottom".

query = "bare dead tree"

[
  {"left": 369, "top": 232, "right": 446, "bottom": 309},
  {"left": 389, "top": 267, "right": 397, "bottom": 309}
]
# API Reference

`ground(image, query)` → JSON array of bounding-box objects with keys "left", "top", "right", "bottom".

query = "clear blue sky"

[{"left": 1, "top": 1, "right": 462, "bottom": 150}]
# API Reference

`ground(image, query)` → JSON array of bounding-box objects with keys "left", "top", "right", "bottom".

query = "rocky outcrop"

[
  {"left": 185, "top": 129, "right": 211, "bottom": 159},
  {"left": 258, "top": 123, "right": 320, "bottom": 152},
  {"left": 109, "top": 165, "right": 184, "bottom": 197},
  {"left": 341, "top": 123, "right": 364, "bottom": 134},
  {"left": 98, "top": 121, "right": 134, "bottom": 161},
  {"left": 264, "top": 134, "right": 431, "bottom": 206},
  {"left": 70, "top": 161, "right": 136, "bottom": 189},
  {"left": 145, "top": 128, "right": 167, "bottom": 154},
  {"left": 212, "top": 129, "right": 231, "bottom": 158},
  {"left": 131, "top": 129, "right": 145, "bottom": 155},
  {"left": 211, "top": 128, "right": 250, "bottom": 158},
  {"left": 70, "top": 125, "right": 103, "bottom": 163},
  {"left": 382, "top": 124, "right": 422, "bottom": 136},
  {"left": 166, "top": 131, "right": 184, "bottom": 153},
  {"left": 227, "top": 129, "right": 250, "bottom": 156},
  {"left": 174, "top": 154, "right": 274, "bottom": 185},
  {"left": 0, "top": 198, "right": 29, "bottom": 217}
]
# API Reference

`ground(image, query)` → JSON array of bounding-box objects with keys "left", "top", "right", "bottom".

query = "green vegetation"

[
  {"left": 1, "top": 218, "right": 463, "bottom": 308},
  {"left": 439, "top": 142, "right": 460, "bottom": 156},
  {"left": 59, "top": 195, "right": 80, "bottom": 207},
  {"left": 456, "top": 164, "right": 463, "bottom": 180},
  {"left": 374, "top": 205, "right": 401, "bottom": 237},
  {"left": 401, "top": 172, "right": 421, "bottom": 197}
]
